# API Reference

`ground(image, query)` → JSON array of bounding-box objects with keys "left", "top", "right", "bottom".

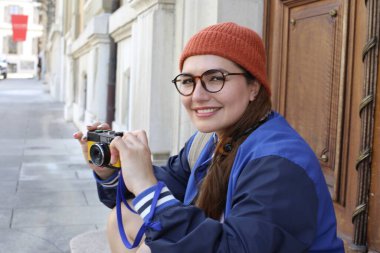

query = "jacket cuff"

[
  {"left": 93, "top": 171, "right": 119, "bottom": 188},
  {"left": 132, "top": 182, "right": 180, "bottom": 222}
]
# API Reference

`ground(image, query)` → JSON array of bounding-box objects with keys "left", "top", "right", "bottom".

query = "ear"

[{"left": 249, "top": 81, "right": 261, "bottom": 101}]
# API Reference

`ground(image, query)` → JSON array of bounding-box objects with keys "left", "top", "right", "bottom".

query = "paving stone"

[
  {"left": 12, "top": 206, "right": 110, "bottom": 228},
  {"left": 23, "top": 146, "right": 70, "bottom": 156},
  {"left": 0, "top": 208, "right": 12, "bottom": 228},
  {"left": 0, "top": 154, "right": 23, "bottom": 164},
  {"left": 0, "top": 181, "right": 17, "bottom": 193},
  {"left": 0, "top": 165, "right": 20, "bottom": 181},
  {"left": 0, "top": 228, "right": 63, "bottom": 253},
  {"left": 70, "top": 229, "right": 111, "bottom": 253},
  {"left": 22, "top": 155, "right": 84, "bottom": 164},
  {"left": 83, "top": 190, "right": 105, "bottom": 206},
  {"left": 17, "top": 179, "right": 97, "bottom": 192},
  {"left": 18, "top": 224, "right": 98, "bottom": 253},
  {"left": 76, "top": 170, "right": 94, "bottom": 180},
  {"left": 0, "top": 190, "right": 88, "bottom": 208},
  {"left": 20, "top": 163, "right": 78, "bottom": 181},
  {"left": 0, "top": 147, "right": 24, "bottom": 156}
]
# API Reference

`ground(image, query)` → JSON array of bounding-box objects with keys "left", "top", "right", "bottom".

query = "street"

[{"left": 0, "top": 77, "right": 110, "bottom": 253}]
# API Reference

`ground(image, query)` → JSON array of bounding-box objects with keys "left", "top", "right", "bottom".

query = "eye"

[
  {"left": 208, "top": 75, "right": 224, "bottom": 82},
  {"left": 180, "top": 77, "right": 195, "bottom": 85},
  {"left": 203, "top": 71, "right": 224, "bottom": 83}
]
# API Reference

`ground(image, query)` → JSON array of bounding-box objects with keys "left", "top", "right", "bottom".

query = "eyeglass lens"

[{"left": 173, "top": 70, "right": 225, "bottom": 96}]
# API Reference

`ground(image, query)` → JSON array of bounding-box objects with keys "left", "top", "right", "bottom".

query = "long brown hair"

[{"left": 195, "top": 74, "right": 272, "bottom": 219}]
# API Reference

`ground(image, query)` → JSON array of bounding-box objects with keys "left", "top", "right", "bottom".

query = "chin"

[{"left": 194, "top": 123, "right": 217, "bottom": 133}]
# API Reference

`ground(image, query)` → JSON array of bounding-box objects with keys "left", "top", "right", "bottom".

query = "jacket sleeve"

[
  {"left": 96, "top": 140, "right": 192, "bottom": 208},
  {"left": 138, "top": 156, "right": 318, "bottom": 253}
]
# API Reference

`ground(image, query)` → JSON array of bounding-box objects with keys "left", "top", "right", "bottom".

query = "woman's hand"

[
  {"left": 73, "top": 122, "right": 116, "bottom": 179},
  {"left": 110, "top": 130, "right": 157, "bottom": 196}
]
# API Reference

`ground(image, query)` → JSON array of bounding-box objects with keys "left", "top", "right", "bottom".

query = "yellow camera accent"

[{"left": 87, "top": 141, "right": 95, "bottom": 160}]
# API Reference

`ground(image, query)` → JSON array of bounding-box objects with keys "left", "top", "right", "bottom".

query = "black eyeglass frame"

[{"left": 171, "top": 69, "right": 248, "bottom": 96}]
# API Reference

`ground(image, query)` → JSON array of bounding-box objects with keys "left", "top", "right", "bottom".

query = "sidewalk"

[{"left": 0, "top": 78, "right": 110, "bottom": 253}]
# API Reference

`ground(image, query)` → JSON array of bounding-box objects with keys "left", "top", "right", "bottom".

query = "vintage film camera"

[{"left": 87, "top": 130, "right": 123, "bottom": 169}]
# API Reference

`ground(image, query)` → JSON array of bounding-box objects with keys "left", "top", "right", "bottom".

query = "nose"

[{"left": 191, "top": 78, "right": 209, "bottom": 100}]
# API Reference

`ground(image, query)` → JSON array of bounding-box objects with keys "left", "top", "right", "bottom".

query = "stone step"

[{"left": 70, "top": 229, "right": 111, "bottom": 253}]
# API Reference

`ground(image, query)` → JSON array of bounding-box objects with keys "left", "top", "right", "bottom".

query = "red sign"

[{"left": 11, "top": 15, "right": 28, "bottom": 42}]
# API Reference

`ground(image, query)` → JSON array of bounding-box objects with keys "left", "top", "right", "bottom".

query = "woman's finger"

[
  {"left": 109, "top": 139, "right": 121, "bottom": 165},
  {"left": 132, "top": 130, "right": 149, "bottom": 146},
  {"left": 73, "top": 131, "right": 83, "bottom": 141},
  {"left": 86, "top": 121, "right": 102, "bottom": 131},
  {"left": 110, "top": 136, "right": 127, "bottom": 153},
  {"left": 73, "top": 131, "right": 87, "bottom": 145},
  {"left": 122, "top": 132, "right": 138, "bottom": 146},
  {"left": 97, "top": 122, "right": 111, "bottom": 130}
]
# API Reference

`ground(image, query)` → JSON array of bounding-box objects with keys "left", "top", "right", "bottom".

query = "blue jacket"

[{"left": 97, "top": 112, "right": 345, "bottom": 253}]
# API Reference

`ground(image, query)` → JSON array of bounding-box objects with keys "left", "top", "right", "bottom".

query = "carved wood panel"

[{"left": 265, "top": 0, "right": 348, "bottom": 202}]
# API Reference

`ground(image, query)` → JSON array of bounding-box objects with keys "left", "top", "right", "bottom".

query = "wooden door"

[
  {"left": 266, "top": 0, "right": 348, "bottom": 200},
  {"left": 264, "top": 0, "right": 379, "bottom": 251}
]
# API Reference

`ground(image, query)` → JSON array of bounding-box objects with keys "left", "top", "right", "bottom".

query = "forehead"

[{"left": 182, "top": 55, "right": 238, "bottom": 74}]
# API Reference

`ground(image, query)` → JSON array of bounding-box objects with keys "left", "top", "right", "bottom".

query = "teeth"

[{"left": 197, "top": 108, "right": 216, "bottom": 113}]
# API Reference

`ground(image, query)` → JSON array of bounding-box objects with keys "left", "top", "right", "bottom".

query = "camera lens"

[{"left": 89, "top": 143, "right": 111, "bottom": 167}]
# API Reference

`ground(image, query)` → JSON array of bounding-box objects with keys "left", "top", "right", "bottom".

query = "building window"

[
  {"left": 8, "top": 37, "right": 20, "bottom": 54},
  {"left": 3, "top": 36, "right": 23, "bottom": 55},
  {"left": 4, "top": 5, "right": 22, "bottom": 23},
  {"left": 20, "top": 61, "right": 34, "bottom": 71},
  {"left": 8, "top": 63, "right": 17, "bottom": 73}
]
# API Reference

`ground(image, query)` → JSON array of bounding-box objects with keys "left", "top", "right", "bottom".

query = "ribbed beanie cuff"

[{"left": 179, "top": 22, "right": 270, "bottom": 95}]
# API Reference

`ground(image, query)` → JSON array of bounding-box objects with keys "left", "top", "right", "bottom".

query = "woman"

[{"left": 74, "top": 22, "right": 345, "bottom": 253}]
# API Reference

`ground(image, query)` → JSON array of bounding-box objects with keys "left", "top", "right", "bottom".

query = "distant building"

[{"left": 0, "top": 0, "right": 43, "bottom": 76}]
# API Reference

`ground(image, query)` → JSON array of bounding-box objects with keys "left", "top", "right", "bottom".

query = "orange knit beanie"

[{"left": 179, "top": 22, "right": 270, "bottom": 95}]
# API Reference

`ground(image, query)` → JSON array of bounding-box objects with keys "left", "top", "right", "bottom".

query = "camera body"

[{"left": 87, "top": 130, "right": 123, "bottom": 169}]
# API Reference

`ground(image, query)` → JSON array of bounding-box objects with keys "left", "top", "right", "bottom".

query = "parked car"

[{"left": 0, "top": 57, "right": 7, "bottom": 79}]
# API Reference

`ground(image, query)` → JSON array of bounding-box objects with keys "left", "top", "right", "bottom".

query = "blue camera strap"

[{"left": 116, "top": 172, "right": 163, "bottom": 249}]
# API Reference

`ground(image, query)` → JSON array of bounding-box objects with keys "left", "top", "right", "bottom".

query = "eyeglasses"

[{"left": 171, "top": 69, "right": 248, "bottom": 96}]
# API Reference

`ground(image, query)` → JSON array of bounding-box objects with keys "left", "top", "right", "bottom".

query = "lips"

[
  {"left": 193, "top": 107, "right": 220, "bottom": 117},
  {"left": 197, "top": 108, "right": 217, "bottom": 113}
]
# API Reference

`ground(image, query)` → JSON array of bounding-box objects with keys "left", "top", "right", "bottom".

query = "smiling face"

[{"left": 181, "top": 55, "right": 260, "bottom": 136}]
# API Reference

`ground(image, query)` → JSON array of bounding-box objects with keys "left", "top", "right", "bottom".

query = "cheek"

[
  {"left": 223, "top": 90, "right": 250, "bottom": 115},
  {"left": 181, "top": 97, "right": 191, "bottom": 110}
]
